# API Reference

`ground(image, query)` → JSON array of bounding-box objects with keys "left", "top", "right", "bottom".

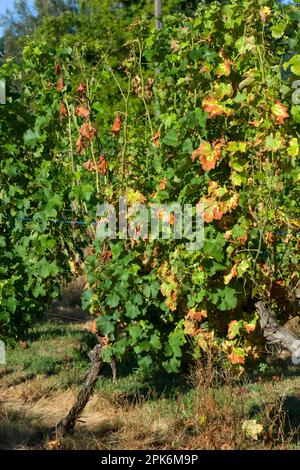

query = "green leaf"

[
  {"left": 2, "top": 295, "right": 16, "bottom": 314},
  {"left": 82, "top": 289, "right": 93, "bottom": 310},
  {"left": 32, "top": 284, "right": 46, "bottom": 298},
  {"left": 222, "top": 287, "right": 238, "bottom": 310},
  {"left": 162, "top": 357, "right": 181, "bottom": 373},
  {"left": 106, "top": 293, "right": 120, "bottom": 308},
  {"left": 96, "top": 315, "right": 115, "bottom": 336},
  {"left": 162, "top": 129, "right": 179, "bottom": 147},
  {"left": 23, "top": 128, "right": 41, "bottom": 148},
  {"left": 291, "top": 105, "right": 300, "bottom": 123},
  {"left": 111, "top": 242, "right": 122, "bottom": 259},
  {"left": 125, "top": 301, "right": 139, "bottom": 319},
  {"left": 143, "top": 281, "right": 160, "bottom": 298},
  {"left": 265, "top": 133, "right": 283, "bottom": 151},
  {"left": 210, "top": 286, "right": 238, "bottom": 311},
  {"left": 271, "top": 22, "right": 287, "bottom": 39},
  {"left": 39, "top": 259, "right": 59, "bottom": 278},
  {"left": 285, "top": 55, "right": 300, "bottom": 76},
  {"left": 182, "top": 138, "right": 193, "bottom": 154},
  {"left": 138, "top": 355, "right": 153, "bottom": 370},
  {"left": 190, "top": 46, "right": 203, "bottom": 61},
  {"left": 70, "top": 184, "right": 94, "bottom": 202},
  {"left": 203, "top": 232, "right": 226, "bottom": 262},
  {"left": 128, "top": 324, "right": 141, "bottom": 342},
  {"left": 150, "top": 333, "right": 161, "bottom": 350}
]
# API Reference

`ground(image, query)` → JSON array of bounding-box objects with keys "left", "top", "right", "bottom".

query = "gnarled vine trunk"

[
  {"left": 55, "top": 343, "right": 103, "bottom": 435},
  {"left": 256, "top": 301, "right": 300, "bottom": 362}
]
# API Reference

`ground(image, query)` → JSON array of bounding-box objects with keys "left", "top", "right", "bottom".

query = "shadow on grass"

[
  {"left": 96, "top": 357, "right": 193, "bottom": 402},
  {"left": 248, "top": 391, "right": 300, "bottom": 446},
  {"left": 25, "top": 322, "right": 83, "bottom": 342},
  {"left": 0, "top": 408, "right": 49, "bottom": 450},
  {"left": 248, "top": 358, "right": 300, "bottom": 383},
  {"left": 283, "top": 394, "right": 300, "bottom": 438}
]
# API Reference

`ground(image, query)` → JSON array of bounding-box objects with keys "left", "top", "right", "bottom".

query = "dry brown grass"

[
  {"left": 0, "top": 380, "right": 175, "bottom": 450},
  {"left": 0, "top": 356, "right": 254, "bottom": 450},
  {"left": 1, "top": 324, "right": 300, "bottom": 450},
  {"left": 1, "top": 368, "right": 299, "bottom": 450}
]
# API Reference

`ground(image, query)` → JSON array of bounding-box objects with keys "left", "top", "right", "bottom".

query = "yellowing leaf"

[
  {"left": 126, "top": 188, "right": 145, "bottom": 204},
  {"left": 230, "top": 172, "right": 244, "bottom": 186},
  {"left": 224, "top": 263, "right": 238, "bottom": 285},
  {"left": 228, "top": 347, "right": 245, "bottom": 364},
  {"left": 265, "top": 133, "right": 284, "bottom": 151},
  {"left": 271, "top": 101, "right": 289, "bottom": 125},
  {"left": 287, "top": 138, "right": 299, "bottom": 157},
  {"left": 242, "top": 420, "right": 263, "bottom": 440},
  {"left": 214, "top": 82, "right": 234, "bottom": 99},
  {"left": 228, "top": 320, "right": 241, "bottom": 340},
  {"left": 227, "top": 141, "right": 247, "bottom": 154},
  {"left": 216, "top": 60, "right": 231, "bottom": 78},
  {"left": 192, "top": 140, "right": 223, "bottom": 171},
  {"left": 202, "top": 96, "right": 233, "bottom": 118},
  {"left": 236, "top": 259, "right": 250, "bottom": 277},
  {"left": 259, "top": 6, "right": 271, "bottom": 23},
  {"left": 244, "top": 318, "right": 257, "bottom": 333}
]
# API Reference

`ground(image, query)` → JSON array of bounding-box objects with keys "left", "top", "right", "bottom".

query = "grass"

[{"left": 1, "top": 321, "right": 300, "bottom": 450}]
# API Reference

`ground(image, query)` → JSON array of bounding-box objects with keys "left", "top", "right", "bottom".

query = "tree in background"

[{"left": 0, "top": 1, "right": 204, "bottom": 60}]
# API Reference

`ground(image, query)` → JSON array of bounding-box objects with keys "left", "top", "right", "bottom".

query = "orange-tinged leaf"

[
  {"left": 188, "top": 308, "right": 208, "bottom": 322},
  {"left": 224, "top": 230, "right": 232, "bottom": 241},
  {"left": 159, "top": 179, "right": 166, "bottom": 190},
  {"left": 152, "top": 130, "right": 160, "bottom": 146},
  {"left": 170, "top": 39, "right": 180, "bottom": 52},
  {"left": 225, "top": 193, "right": 239, "bottom": 212},
  {"left": 76, "top": 136, "right": 85, "bottom": 154},
  {"left": 59, "top": 102, "right": 67, "bottom": 120},
  {"left": 47, "top": 439, "right": 61, "bottom": 450},
  {"left": 82, "top": 156, "right": 108, "bottom": 175},
  {"left": 192, "top": 141, "right": 210, "bottom": 161},
  {"left": 200, "top": 184, "right": 239, "bottom": 224},
  {"left": 112, "top": 113, "right": 122, "bottom": 135},
  {"left": 207, "top": 180, "right": 220, "bottom": 196},
  {"left": 244, "top": 323, "right": 256, "bottom": 333},
  {"left": 77, "top": 83, "right": 86, "bottom": 95},
  {"left": 216, "top": 60, "right": 231, "bottom": 77},
  {"left": 80, "top": 123, "right": 97, "bottom": 140},
  {"left": 228, "top": 350, "right": 245, "bottom": 365},
  {"left": 271, "top": 100, "right": 289, "bottom": 125},
  {"left": 202, "top": 198, "right": 224, "bottom": 223},
  {"left": 97, "top": 155, "right": 108, "bottom": 175},
  {"left": 259, "top": 6, "right": 271, "bottom": 23},
  {"left": 228, "top": 320, "right": 240, "bottom": 340},
  {"left": 169, "top": 212, "right": 175, "bottom": 225},
  {"left": 192, "top": 141, "right": 223, "bottom": 171},
  {"left": 214, "top": 82, "right": 234, "bottom": 99},
  {"left": 76, "top": 106, "right": 90, "bottom": 119},
  {"left": 82, "top": 159, "right": 95, "bottom": 172},
  {"left": 57, "top": 77, "right": 64, "bottom": 93},
  {"left": 203, "top": 96, "right": 233, "bottom": 118}
]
